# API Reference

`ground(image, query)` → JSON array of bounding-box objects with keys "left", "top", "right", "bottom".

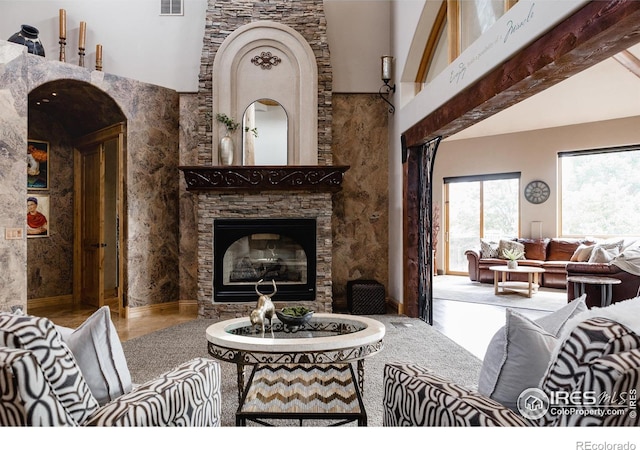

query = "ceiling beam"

[
  {"left": 402, "top": 0, "right": 640, "bottom": 149},
  {"left": 613, "top": 49, "right": 640, "bottom": 78}
]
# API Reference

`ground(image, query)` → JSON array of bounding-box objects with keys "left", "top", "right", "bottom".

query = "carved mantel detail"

[{"left": 179, "top": 166, "right": 350, "bottom": 192}]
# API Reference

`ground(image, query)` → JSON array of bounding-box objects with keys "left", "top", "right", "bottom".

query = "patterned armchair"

[
  {"left": 383, "top": 318, "right": 640, "bottom": 426},
  {"left": 0, "top": 312, "right": 221, "bottom": 426}
]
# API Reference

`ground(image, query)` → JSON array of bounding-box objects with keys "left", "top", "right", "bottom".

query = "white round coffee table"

[{"left": 206, "top": 313, "right": 385, "bottom": 401}]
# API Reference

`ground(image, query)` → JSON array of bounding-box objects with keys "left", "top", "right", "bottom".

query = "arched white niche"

[{"left": 212, "top": 21, "right": 318, "bottom": 165}]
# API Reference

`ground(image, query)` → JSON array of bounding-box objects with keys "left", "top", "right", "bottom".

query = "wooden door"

[
  {"left": 74, "top": 124, "right": 124, "bottom": 313},
  {"left": 80, "top": 144, "right": 105, "bottom": 307}
]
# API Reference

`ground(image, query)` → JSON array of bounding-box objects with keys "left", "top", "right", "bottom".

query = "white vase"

[
  {"left": 219, "top": 134, "right": 234, "bottom": 165},
  {"left": 507, "top": 260, "right": 518, "bottom": 270}
]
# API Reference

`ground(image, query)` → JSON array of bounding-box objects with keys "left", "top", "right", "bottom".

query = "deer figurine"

[{"left": 250, "top": 279, "right": 277, "bottom": 338}]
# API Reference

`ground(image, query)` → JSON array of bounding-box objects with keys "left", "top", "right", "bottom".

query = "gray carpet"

[{"left": 122, "top": 314, "right": 483, "bottom": 427}]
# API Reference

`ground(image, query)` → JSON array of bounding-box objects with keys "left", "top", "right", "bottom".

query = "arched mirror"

[{"left": 242, "top": 99, "right": 288, "bottom": 165}]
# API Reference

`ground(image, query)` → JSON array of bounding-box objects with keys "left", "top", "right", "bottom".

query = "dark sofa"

[
  {"left": 466, "top": 237, "right": 640, "bottom": 307},
  {"left": 465, "top": 238, "right": 593, "bottom": 289}
]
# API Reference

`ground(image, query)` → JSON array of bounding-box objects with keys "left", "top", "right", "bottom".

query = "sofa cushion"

[
  {"left": 570, "top": 243, "right": 596, "bottom": 262},
  {"left": 0, "top": 312, "right": 99, "bottom": 424},
  {"left": 61, "top": 306, "right": 132, "bottom": 406},
  {"left": 547, "top": 238, "right": 582, "bottom": 261},
  {"left": 477, "top": 295, "right": 587, "bottom": 411},
  {"left": 0, "top": 347, "right": 77, "bottom": 426},
  {"left": 497, "top": 239, "right": 525, "bottom": 260},
  {"left": 480, "top": 239, "right": 499, "bottom": 258},
  {"left": 518, "top": 238, "right": 550, "bottom": 261},
  {"left": 587, "top": 240, "right": 624, "bottom": 264}
]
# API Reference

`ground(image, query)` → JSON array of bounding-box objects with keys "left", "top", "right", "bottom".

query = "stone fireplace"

[
  {"left": 183, "top": 168, "right": 345, "bottom": 320},
  {"left": 185, "top": 2, "right": 340, "bottom": 320}
]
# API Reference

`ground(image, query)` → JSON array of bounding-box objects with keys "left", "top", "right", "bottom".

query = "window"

[
  {"left": 445, "top": 173, "right": 520, "bottom": 273},
  {"left": 161, "top": 0, "right": 183, "bottom": 15},
  {"left": 560, "top": 145, "right": 640, "bottom": 236}
]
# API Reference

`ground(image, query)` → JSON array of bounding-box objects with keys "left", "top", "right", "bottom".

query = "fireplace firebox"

[{"left": 213, "top": 218, "right": 316, "bottom": 302}]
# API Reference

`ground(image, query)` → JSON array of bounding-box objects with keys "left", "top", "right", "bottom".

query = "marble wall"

[
  {"left": 0, "top": 43, "right": 28, "bottom": 312},
  {"left": 26, "top": 113, "right": 74, "bottom": 299},
  {"left": 332, "top": 93, "right": 390, "bottom": 309},
  {"left": 0, "top": 41, "right": 181, "bottom": 313}
]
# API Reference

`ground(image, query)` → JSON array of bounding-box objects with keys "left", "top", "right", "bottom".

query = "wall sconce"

[{"left": 380, "top": 55, "right": 396, "bottom": 114}]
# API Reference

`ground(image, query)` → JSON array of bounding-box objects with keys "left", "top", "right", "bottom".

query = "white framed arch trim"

[{"left": 212, "top": 21, "right": 318, "bottom": 165}]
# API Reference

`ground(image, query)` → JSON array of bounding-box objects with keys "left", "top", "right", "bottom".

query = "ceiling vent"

[{"left": 161, "top": 0, "right": 183, "bottom": 15}]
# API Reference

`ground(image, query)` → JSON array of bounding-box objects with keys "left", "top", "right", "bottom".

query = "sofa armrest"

[
  {"left": 0, "top": 347, "right": 77, "bottom": 426},
  {"left": 465, "top": 249, "right": 481, "bottom": 281},
  {"left": 85, "top": 358, "right": 221, "bottom": 426},
  {"left": 383, "top": 363, "right": 529, "bottom": 426}
]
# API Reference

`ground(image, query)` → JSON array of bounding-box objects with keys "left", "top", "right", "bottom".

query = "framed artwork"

[
  {"left": 27, "top": 139, "right": 49, "bottom": 190},
  {"left": 27, "top": 194, "right": 50, "bottom": 238}
]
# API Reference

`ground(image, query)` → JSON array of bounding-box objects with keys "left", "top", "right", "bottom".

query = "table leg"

[
  {"left": 357, "top": 360, "right": 365, "bottom": 394},
  {"left": 236, "top": 364, "right": 246, "bottom": 403},
  {"left": 527, "top": 272, "right": 533, "bottom": 298},
  {"left": 601, "top": 284, "right": 614, "bottom": 308},
  {"left": 494, "top": 270, "right": 499, "bottom": 295}
]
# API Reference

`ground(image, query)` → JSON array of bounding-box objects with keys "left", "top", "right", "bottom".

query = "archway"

[{"left": 27, "top": 79, "right": 126, "bottom": 315}]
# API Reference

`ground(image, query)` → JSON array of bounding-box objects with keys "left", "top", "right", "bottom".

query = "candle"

[
  {"left": 381, "top": 55, "right": 393, "bottom": 82},
  {"left": 59, "top": 9, "right": 66, "bottom": 39},
  {"left": 96, "top": 44, "right": 102, "bottom": 61},
  {"left": 79, "top": 21, "right": 86, "bottom": 48}
]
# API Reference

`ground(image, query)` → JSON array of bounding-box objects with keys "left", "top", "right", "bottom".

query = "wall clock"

[{"left": 524, "top": 180, "right": 550, "bottom": 204}]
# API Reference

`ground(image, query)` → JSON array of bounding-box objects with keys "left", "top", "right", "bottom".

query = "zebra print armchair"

[
  {"left": 0, "top": 312, "right": 222, "bottom": 426},
  {"left": 383, "top": 318, "right": 640, "bottom": 426}
]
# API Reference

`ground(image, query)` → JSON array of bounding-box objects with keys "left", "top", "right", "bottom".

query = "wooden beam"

[
  {"left": 613, "top": 49, "right": 640, "bottom": 78},
  {"left": 403, "top": 0, "right": 640, "bottom": 149}
]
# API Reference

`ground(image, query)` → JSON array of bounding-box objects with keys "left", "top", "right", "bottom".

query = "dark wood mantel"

[{"left": 179, "top": 165, "right": 349, "bottom": 192}]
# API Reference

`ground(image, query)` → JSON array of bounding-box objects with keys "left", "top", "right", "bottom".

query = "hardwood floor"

[{"left": 29, "top": 303, "right": 197, "bottom": 342}]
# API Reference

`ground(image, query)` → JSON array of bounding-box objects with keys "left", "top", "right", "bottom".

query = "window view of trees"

[
  {"left": 446, "top": 176, "right": 519, "bottom": 273},
  {"left": 561, "top": 147, "right": 640, "bottom": 236}
]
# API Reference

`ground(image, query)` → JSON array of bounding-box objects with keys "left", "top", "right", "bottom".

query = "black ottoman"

[{"left": 347, "top": 280, "right": 386, "bottom": 315}]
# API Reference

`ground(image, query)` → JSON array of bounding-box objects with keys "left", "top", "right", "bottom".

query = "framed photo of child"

[
  {"left": 27, "top": 194, "right": 50, "bottom": 238},
  {"left": 27, "top": 140, "right": 49, "bottom": 190}
]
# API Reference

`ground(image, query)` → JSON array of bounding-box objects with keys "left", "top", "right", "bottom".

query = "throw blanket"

[{"left": 612, "top": 246, "right": 640, "bottom": 276}]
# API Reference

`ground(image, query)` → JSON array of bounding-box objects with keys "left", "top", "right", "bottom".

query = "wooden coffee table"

[{"left": 489, "top": 266, "right": 546, "bottom": 298}]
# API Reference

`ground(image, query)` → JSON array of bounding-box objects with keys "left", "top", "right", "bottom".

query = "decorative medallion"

[
  {"left": 524, "top": 180, "right": 550, "bottom": 204},
  {"left": 251, "top": 51, "right": 282, "bottom": 70}
]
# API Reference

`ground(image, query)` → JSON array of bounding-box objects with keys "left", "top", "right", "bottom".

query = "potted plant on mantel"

[
  {"left": 502, "top": 248, "right": 524, "bottom": 269},
  {"left": 216, "top": 113, "right": 259, "bottom": 165}
]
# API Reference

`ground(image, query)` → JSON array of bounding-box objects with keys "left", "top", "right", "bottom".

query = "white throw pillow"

[
  {"left": 477, "top": 295, "right": 587, "bottom": 410},
  {"left": 570, "top": 244, "right": 595, "bottom": 262},
  {"left": 61, "top": 306, "right": 132, "bottom": 405}
]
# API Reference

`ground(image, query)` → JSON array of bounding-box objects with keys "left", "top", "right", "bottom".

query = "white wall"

[
  {"left": 0, "top": 0, "right": 206, "bottom": 92},
  {"left": 324, "top": 0, "right": 391, "bottom": 93},
  {"left": 0, "top": 0, "right": 390, "bottom": 93}
]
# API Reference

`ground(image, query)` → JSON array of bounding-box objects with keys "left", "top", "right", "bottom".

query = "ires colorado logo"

[{"left": 517, "top": 388, "right": 637, "bottom": 421}]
